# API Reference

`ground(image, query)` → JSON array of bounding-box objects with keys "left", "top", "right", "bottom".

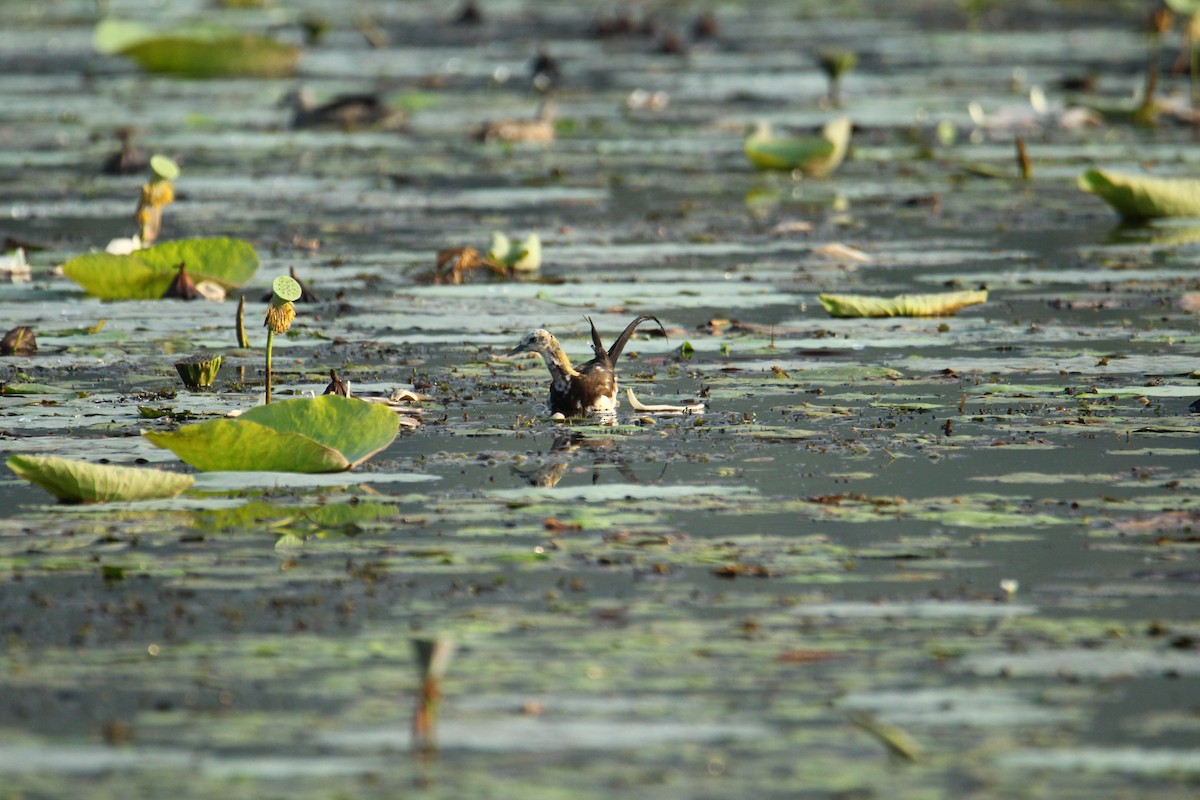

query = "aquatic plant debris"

[
  {"left": 625, "top": 388, "right": 704, "bottom": 414},
  {"left": 818, "top": 289, "right": 988, "bottom": 317}
]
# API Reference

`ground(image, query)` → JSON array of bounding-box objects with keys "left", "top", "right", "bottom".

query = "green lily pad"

[
  {"left": 744, "top": 117, "right": 851, "bottom": 177},
  {"left": 62, "top": 237, "right": 259, "bottom": 300},
  {"left": 95, "top": 19, "right": 298, "bottom": 79},
  {"left": 143, "top": 395, "right": 400, "bottom": 473},
  {"left": 124, "top": 35, "right": 298, "bottom": 79},
  {"left": 819, "top": 289, "right": 988, "bottom": 318},
  {"left": 1078, "top": 168, "right": 1200, "bottom": 221},
  {"left": 6, "top": 454, "right": 194, "bottom": 503},
  {"left": 488, "top": 232, "right": 542, "bottom": 272}
]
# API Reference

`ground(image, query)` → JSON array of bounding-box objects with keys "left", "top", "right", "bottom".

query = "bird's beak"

[{"left": 506, "top": 343, "right": 529, "bottom": 358}]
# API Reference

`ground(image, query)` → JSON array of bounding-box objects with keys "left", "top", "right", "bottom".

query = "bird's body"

[
  {"left": 474, "top": 102, "right": 556, "bottom": 144},
  {"left": 508, "top": 316, "right": 664, "bottom": 417},
  {"left": 284, "top": 88, "right": 406, "bottom": 131}
]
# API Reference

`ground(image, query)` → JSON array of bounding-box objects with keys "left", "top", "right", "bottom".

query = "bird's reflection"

[{"left": 510, "top": 432, "right": 663, "bottom": 487}]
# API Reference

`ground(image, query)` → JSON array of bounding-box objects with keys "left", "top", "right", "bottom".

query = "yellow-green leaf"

[
  {"left": 488, "top": 232, "right": 542, "bottom": 272},
  {"left": 120, "top": 34, "right": 299, "bottom": 79},
  {"left": 819, "top": 289, "right": 988, "bottom": 318},
  {"left": 1078, "top": 168, "right": 1200, "bottom": 221},
  {"left": 62, "top": 237, "right": 259, "bottom": 300},
  {"left": 6, "top": 454, "right": 194, "bottom": 503},
  {"left": 745, "top": 117, "right": 851, "bottom": 177}
]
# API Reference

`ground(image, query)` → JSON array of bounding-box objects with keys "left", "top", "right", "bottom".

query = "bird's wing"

[{"left": 606, "top": 315, "right": 665, "bottom": 365}]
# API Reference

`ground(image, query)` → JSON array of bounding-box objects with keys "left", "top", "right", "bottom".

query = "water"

[{"left": 1, "top": 1, "right": 1199, "bottom": 797}]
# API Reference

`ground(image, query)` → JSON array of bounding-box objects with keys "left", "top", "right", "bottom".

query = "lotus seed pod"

[{"left": 174, "top": 353, "right": 223, "bottom": 389}]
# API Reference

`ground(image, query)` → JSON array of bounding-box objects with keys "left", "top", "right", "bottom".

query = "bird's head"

[{"left": 508, "top": 328, "right": 557, "bottom": 357}]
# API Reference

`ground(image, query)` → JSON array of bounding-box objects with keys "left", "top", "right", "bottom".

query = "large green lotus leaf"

[
  {"left": 1078, "top": 169, "right": 1200, "bottom": 221},
  {"left": 819, "top": 289, "right": 988, "bottom": 318},
  {"left": 144, "top": 396, "right": 400, "bottom": 473},
  {"left": 120, "top": 34, "right": 299, "bottom": 79},
  {"left": 239, "top": 396, "right": 401, "bottom": 468},
  {"left": 144, "top": 419, "right": 351, "bottom": 473},
  {"left": 62, "top": 238, "right": 259, "bottom": 300},
  {"left": 6, "top": 454, "right": 194, "bottom": 503},
  {"left": 744, "top": 117, "right": 850, "bottom": 177}
]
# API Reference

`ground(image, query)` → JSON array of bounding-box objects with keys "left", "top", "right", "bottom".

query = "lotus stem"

[
  {"left": 263, "top": 275, "right": 301, "bottom": 405},
  {"left": 265, "top": 329, "right": 274, "bottom": 404},
  {"left": 1190, "top": 15, "right": 1200, "bottom": 125},
  {"left": 1139, "top": 9, "right": 1172, "bottom": 126},
  {"left": 236, "top": 295, "right": 250, "bottom": 348},
  {"left": 1014, "top": 136, "right": 1031, "bottom": 180},
  {"left": 411, "top": 637, "right": 455, "bottom": 755}
]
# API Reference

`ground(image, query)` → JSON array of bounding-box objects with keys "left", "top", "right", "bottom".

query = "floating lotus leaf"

[
  {"left": 818, "top": 289, "right": 988, "bottom": 318},
  {"left": 1078, "top": 169, "right": 1200, "bottom": 221},
  {"left": 143, "top": 395, "right": 400, "bottom": 473},
  {"left": 744, "top": 117, "right": 851, "bottom": 177},
  {"left": 6, "top": 454, "right": 194, "bottom": 503},
  {"left": 62, "top": 237, "right": 259, "bottom": 300},
  {"left": 94, "top": 18, "right": 298, "bottom": 79},
  {"left": 488, "top": 231, "right": 542, "bottom": 272}
]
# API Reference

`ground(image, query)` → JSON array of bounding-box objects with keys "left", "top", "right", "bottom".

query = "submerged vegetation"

[{"left": 2, "top": 1, "right": 1200, "bottom": 799}]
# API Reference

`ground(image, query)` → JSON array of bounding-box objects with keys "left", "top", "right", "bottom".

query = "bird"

[
  {"left": 474, "top": 101, "right": 556, "bottom": 144},
  {"left": 282, "top": 87, "right": 407, "bottom": 131},
  {"left": 101, "top": 127, "right": 147, "bottom": 176},
  {"left": 529, "top": 48, "right": 561, "bottom": 94},
  {"left": 507, "top": 315, "right": 664, "bottom": 417}
]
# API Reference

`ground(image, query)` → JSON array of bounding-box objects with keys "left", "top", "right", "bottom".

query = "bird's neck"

[{"left": 536, "top": 341, "right": 579, "bottom": 392}]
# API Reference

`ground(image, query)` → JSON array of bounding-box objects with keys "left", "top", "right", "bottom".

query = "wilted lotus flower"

[
  {"left": 263, "top": 274, "right": 302, "bottom": 404},
  {"left": 135, "top": 155, "right": 180, "bottom": 246},
  {"left": 323, "top": 368, "right": 351, "bottom": 397},
  {"left": 163, "top": 261, "right": 202, "bottom": 300},
  {"left": 1, "top": 325, "right": 36, "bottom": 356},
  {"left": 264, "top": 275, "right": 301, "bottom": 334}
]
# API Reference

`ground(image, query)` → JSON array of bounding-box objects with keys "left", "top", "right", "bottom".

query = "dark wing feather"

[
  {"left": 585, "top": 316, "right": 609, "bottom": 366},
  {"left": 606, "top": 315, "right": 665, "bottom": 365}
]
